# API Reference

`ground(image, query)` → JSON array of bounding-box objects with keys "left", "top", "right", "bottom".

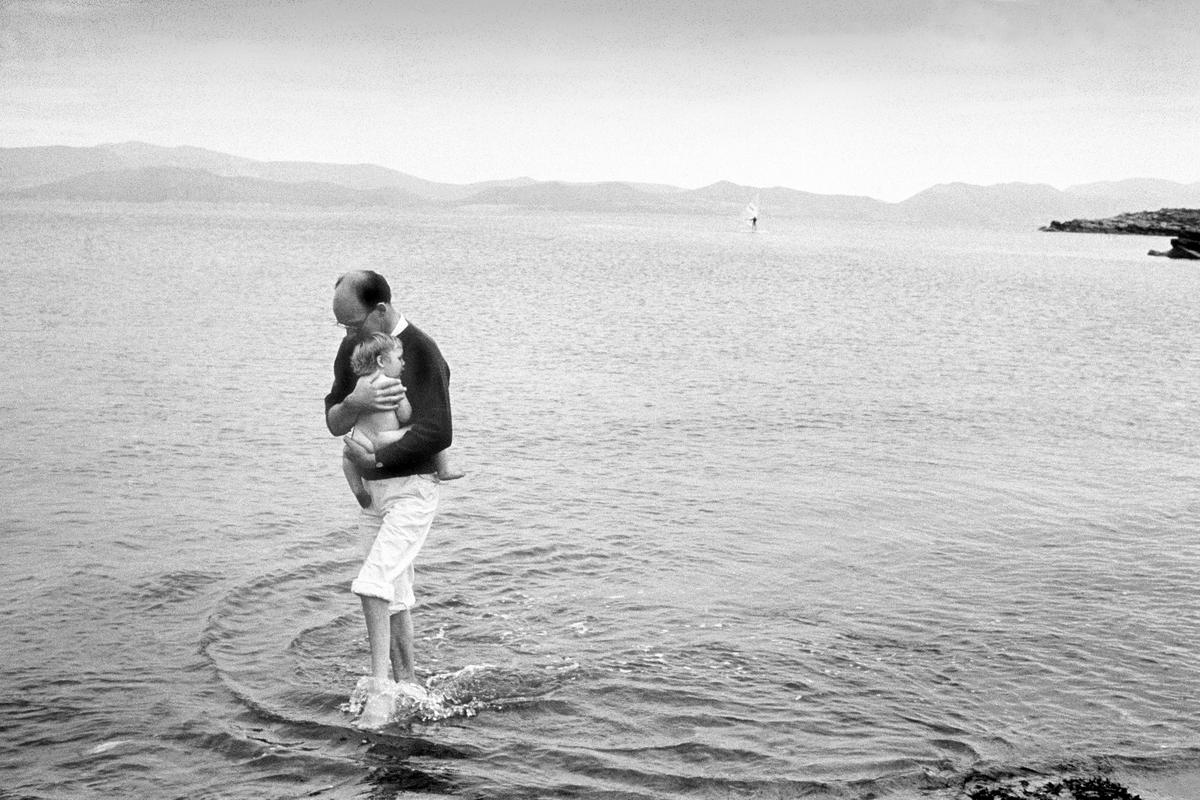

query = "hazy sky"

[{"left": 2, "top": 0, "right": 1197, "bottom": 200}]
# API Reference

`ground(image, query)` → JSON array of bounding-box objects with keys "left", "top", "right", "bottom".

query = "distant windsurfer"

[{"left": 745, "top": 195, "right": 760, "bottom": 231}]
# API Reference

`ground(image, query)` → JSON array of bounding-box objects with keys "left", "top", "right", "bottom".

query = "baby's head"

[{"left": 350, "top": 332, "right": 404, "bottom": 378}]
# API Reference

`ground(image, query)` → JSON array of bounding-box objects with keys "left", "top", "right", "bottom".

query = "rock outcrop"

[
  {"left": 1040, "top": 207, "right": 1200, "bottom": 236},
  {"left": 1148, "top": 233, "right": 1200, "bottom": 259}
]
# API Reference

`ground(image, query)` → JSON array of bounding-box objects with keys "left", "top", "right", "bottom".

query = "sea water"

[{"left": 2, "top": 202, "right": 1199, "bottom": 799}]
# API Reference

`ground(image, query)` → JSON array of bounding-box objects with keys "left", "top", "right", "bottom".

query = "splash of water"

[{"left": 342, "top": 662, "right": 580, "bottom": 726}]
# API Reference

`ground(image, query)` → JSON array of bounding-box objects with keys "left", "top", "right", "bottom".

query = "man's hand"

[
  {"left": 346, "top": 373, "right": 406, "bottom": 413},
  {"left": 343, "top": 430, "right": 379, "bottom": 471}
]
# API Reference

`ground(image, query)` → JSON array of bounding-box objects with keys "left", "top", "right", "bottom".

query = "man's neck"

[
  {"left": 387, "top": 311, "right": 408, "bottom": 336},
  {"left": 380, "top": 307, "right": 401, "bottom": 331}
]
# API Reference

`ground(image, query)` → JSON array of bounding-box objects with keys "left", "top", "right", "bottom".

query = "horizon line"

[{"left": 4, "top": 139, "right": 1200, "bottom": 204}]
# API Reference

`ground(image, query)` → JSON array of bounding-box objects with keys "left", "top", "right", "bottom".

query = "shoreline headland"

[{"left": 1040, "top": 208, "right": 1200, "bottom": 236}]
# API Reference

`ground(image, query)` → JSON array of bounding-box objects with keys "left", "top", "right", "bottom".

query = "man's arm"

[{"left": 326, "top": 394, "right": 361, "bottom": 436}]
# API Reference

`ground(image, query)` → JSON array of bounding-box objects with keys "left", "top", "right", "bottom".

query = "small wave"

[
  {"left": 130, "top": 570, "right": 222, "bottom": 609},
  {"left": 84, "top": 739, "right": 130, "bottom": 755}
]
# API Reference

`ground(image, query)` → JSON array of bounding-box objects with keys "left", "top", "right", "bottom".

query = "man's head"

[{"left": 332, "top": 270, "right": 398, "bottom": 337}]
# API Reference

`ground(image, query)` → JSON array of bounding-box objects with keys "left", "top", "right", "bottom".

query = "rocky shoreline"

[
  {"left": 1040, "top": 207, "right": 1200, "bottom": 236},
  {"left": 1040, "top": 208, "right": 1200, "bottom": 259}
]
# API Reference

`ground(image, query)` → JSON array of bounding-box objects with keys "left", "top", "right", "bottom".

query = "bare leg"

[
  {"left": 360, "top": 595, "right": 393, "bottom": 682},
  {"left": 390, "top": 609, "right": 416, "bottom": 683},
  {"left": 344, "top": 457, "right": 372, "bottom": 508},
  {"left": 357, "top": 595, "right": 397, "bottom": 727}
]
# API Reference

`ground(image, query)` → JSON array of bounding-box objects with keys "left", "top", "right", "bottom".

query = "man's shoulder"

[
  {"left": 335, "top": 333, "right": 357, "bottom": 359},
  {"left": 325, "top": 335, "right": 360, "bottom": 411},
  {"left": 399, "top": 322, "right": 442, "bottom": 353},
  {"left": 331, "top": 334, "right": 358, "bottom": 373},
  {"left": 399, "top": 320, "right": 431, "bottom": 341},
  {"left": 399, "top": 322, "right": 449, "bottom": 378}
]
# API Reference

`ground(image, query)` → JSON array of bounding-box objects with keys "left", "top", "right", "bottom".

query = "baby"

[{"left": 343, "top": 332, "right": 462, "bottom": 508}]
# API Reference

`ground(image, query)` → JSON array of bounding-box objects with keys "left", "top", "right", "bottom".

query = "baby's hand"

[{"left": 355, "top": 491, "right": 372, "bottom": 509}]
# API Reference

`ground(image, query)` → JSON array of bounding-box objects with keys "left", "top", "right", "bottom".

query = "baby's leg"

[
  {"left": 349, "top": 427, "right": 377, "bottom": 450},
  {"left": 343, "top": 457, "right": 372, "bottom": 508}
]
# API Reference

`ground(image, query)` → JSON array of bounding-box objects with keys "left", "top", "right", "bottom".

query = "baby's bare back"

[{"left": 354, "top": 408, "right": 402, "bottom": 441}]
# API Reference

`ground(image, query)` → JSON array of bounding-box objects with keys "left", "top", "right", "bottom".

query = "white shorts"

[{"left": 351, "top": 473, "right": 440, "bottom": 612}]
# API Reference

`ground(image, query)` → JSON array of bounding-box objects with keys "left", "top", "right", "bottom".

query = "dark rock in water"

[
  {"left": 1148, "top": 240, "right": 1200, "bottom": 259},
  {"left": 967, "top": 775, "right": 1142, "bottom": 800}
]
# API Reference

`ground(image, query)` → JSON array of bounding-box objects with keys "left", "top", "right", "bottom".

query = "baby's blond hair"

[{"left": 350, "top": 332, "right": 400, "bottom": 377}]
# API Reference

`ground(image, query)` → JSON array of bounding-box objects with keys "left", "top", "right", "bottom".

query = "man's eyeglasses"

[{"left": 334, "top": 309, "right": 373, "bottom": 332}]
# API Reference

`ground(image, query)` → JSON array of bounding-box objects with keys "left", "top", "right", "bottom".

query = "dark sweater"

[{"left": 324, "top": 321, "right": 453, "bottom": 479}]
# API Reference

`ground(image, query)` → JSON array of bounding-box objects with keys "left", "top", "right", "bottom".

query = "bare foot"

[
  {"left": 356, "top": 678, "right": 396, "bottom": 729},
  {"left": 437, "top": 470, "right": 465, "bottom": 481},
  {"left": 357, "top": 693, "right": 392, "bottom": 728}
]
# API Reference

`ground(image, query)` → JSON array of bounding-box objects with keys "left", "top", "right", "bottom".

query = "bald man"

[{"left": 325, "top": 270, "right": 453, "bottom": 727}]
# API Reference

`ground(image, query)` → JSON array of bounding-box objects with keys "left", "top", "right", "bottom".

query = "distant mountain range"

[{"left": 3, "top": 142, "right": 1199, "bottom": 227}]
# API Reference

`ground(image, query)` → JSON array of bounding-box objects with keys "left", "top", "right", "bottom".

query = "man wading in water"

[{"left": 324, "top": 270, "right": 454, "bottom": 727}]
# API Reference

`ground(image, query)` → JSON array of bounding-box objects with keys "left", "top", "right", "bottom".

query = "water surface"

[{"left": 2, "top": 203, "right": 1198, "bottom": 799}]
